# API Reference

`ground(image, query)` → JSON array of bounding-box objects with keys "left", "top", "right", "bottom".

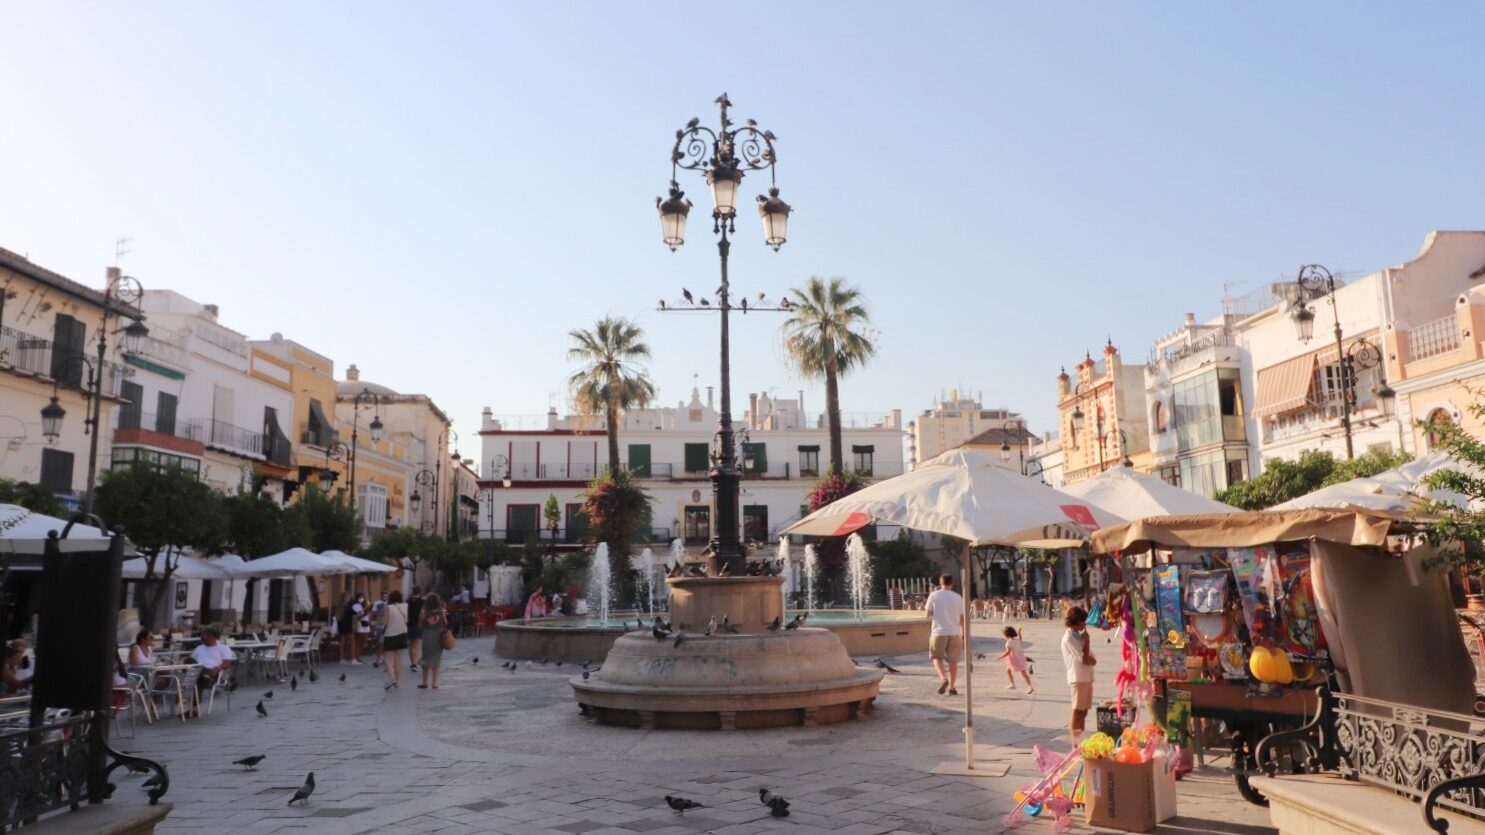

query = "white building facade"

[
  {"left": 476, "top": 388, "right": 905, "bottom": 551},
  {"left": 907, "top": 390, "right": 1025, "bottom": 469}
]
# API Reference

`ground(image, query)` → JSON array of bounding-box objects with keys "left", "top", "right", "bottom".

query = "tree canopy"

[
  {"left": 1214, "top": 448, "right": 1412, "bottom": 510},
  {"left": 1420, "top": 401, "right": 1485, "bottom": 584},
  {"left": 781, "top": 277, "right": 876, "bottom": 474},
  {"left": 566, "top": 316, "right": 657, "bottom": 474},
  {"left": 0, "top": 478, "right": 66, "bottom": 517}
]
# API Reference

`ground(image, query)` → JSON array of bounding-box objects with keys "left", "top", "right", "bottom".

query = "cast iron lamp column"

[
  {"left": 346, "top": 388, "right": 384, "bottom": 511},
  {"left": 412, "top": 469, "right": 437, "bottom": 533},
  {"left": 1292, "top": 264, "right": 1396, "bottom": 460},
  {"left": 654, "top": 93, "right": 793, "bottom": 576}
]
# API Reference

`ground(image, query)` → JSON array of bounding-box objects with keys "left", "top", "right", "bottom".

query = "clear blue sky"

[{"left": 3, "top": 3, "right": 1482, "bottom": 442}]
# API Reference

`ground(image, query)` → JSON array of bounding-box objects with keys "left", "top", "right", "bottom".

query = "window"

[
  {"left": 851, "top": 445, "right": 875, "bottom": 476},
  {"left": 156, "top": 392, "right": 178, "bottom": 436},
  {"left": 798, "top": 445, "right": 820, "bottom": 477},
  {"left": 565, "top": 503, "right": 589, "bottom": 543},
  {"left": 1426, "top": 410, "right": 1456, "bottom": 450},
  {"left": 743, "top": 504, "right": 768, "bottom": 543},
  {"left": 120, "top": 381, "right": 144, "bottom": 430},
  {"left": 683, "top": 505, "right": 711, "bottom": 545},
  {"left": 306, "top": 398, "right": 333, "bottom": 447},
  {"left": 49, "top": 314, "right": 86, "bottom": 385},
  {"left": 1151, "top": 401, "right": 1167, "bottom": 434},
  {"left": 683, "top": 443, "right": 709, "bottom": 474},
  {"left": 1225, "top": 458, "right": 1246, "bottom": 487},
  {"left": 1156, "top": 464, "right": 1180, "bottom": 488},
  {"left": 507, "top": 505, "right": 540, "bottom": 542},
  {"left": 626, "top": 443, "right": 651, "bottom": 478},
  {"left": 360, "top": 482, "right": 388, "bottom": 529},
  {"left": 263, "top": 407, "right": 291, "bottom": 465},
  {"left": 111, "top": 447, "right": 200, "bottom": 475},
  {"left": 741, "top": 442, "right": 767, "bottom": 475},
  {"left": 39, "top": 448, "right": 74, "bottom": 493}
]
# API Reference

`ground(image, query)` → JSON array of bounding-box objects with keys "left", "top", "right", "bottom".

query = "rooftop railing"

[
  {"left": 1407, "top": 314, "right": 1462, "bottom": 362},
  {"left": 0, "top": 325, "right": 131, "bottom": 398}
]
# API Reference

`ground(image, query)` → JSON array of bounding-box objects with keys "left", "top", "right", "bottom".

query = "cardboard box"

[
  {"left": 1151, "top": 750, "right": 1179, "bottom": 822},
  {"left": 1085, "top": 759, "right": 1157, "bottom": 832}
]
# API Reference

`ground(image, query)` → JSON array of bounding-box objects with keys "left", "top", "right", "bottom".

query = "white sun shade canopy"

[{"left": 782, "top": 448, "right": 1100, "bottom": 547}]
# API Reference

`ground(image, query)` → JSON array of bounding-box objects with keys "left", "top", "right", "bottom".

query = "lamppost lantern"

[
  {"left": 369, "top": 414, "right": 385, "bottom": 444},
  {"left": 1374, "top": 382, "right": 1397, "bottom": 418},
  {"left": 1000, "top": 440, "right": 1012, "bottom": 463},
  {"left": 502, "top": 472, "right": 512, "bottom": 489},
  {"left": 1293, "top": 305, "right": 1316, "bottom": 343},
  {"left": 40, "top": 397, "right": 65, "bottom": 444},
  {"left": 756, "top": 187, "right": 791, "bottom": 251},
  {"left": 410, "top": 490, "right": 421, "bottom": 513},
  {"left": 1071, "top": 405, "right": 1086, "bottom": 433},
  {"left": 656, "top": 181, "right": 692, "bottom": 251},
  {"left": 122, "top": 318, "right": 149, "bottom": 354},
  {"left": 705, "top": 160, "right": 743, "bottom": 218},
  {"left": 319, "top": 469, "right": 336, "bottom": 493}
]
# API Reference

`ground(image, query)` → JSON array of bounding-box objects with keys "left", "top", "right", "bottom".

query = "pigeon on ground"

[
  {"left": 767, "top": 616, "right": 782, "bottom": 632},
  {"left": 372, "top": 660, "right": 380, "bottom": 669},
  {"left": 705, "top": 616, "right": 716, "bottom": 636},
  {"left": 539, "top": 658, "right": 548, "bottom": 665},
  {"left": 720, "top": 615, "right": 738, "bottom": 634},
  {"left": 472, "top": 657, "right": 479, "bottom": 665},
  {"left": 309, "top": 670, "right": 319, "bottom": 683},
  {"left": 288, "top": 772, "right": 315, "bottom": 806},
  {"left": 256, "top": 700, "right": 268, "bottom": 717},
  {"left": 665, "top": 795, "right": 703, "bottom": 815},
  {"left": 264, "top": 691, "right": 273, "bottom": 700},
  {"left": 232, "top": 754, "right": 266, "bottom": 770},
  {"left": 975, "top": 652, "right": 987, "bottom": 661},
  {"left": 338, "top": 673, "right": 346, "bottom": 683},
  {"left": 874, "top": 659, "right": 901, "bottom": 674},
  {"left": 555, "top": 661, "right": 562, "bottom": 667},
  {"left": 581, "top": 661, "right": 594, "bottom": 670},
  {"left": 673, "top": 625, "right": 688, "bottom": 648},
  {"left": 125, "top": 762, "right": 150, "bottom": 775},
  {"left": 652, "top": 621, "right": 671, "bottom": 641},
  {"left": 582, "top": 671, "right": 590, "bottom": 680},
  {"left": 760, "top": 788, "right": 790, "bottom": 817},
  {"left": 290, "top": 677, "right": 298, "bottom": 692},
  {"left": 784, "top": 613, "right": 805, "bottom": 630},
  {"left": 142, "top": 774, "right": 162, "bottom": 789}
]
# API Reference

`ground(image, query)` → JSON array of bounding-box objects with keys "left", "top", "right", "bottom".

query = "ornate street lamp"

[
  {"left": 655, "top": 93, "right": 792, "bottom": 575},
  {"left": 346, "top": 387, "right": 384, "bottom": 510},
  {"left": 40, "top": 397, "right": 65, "bottom": 444},
  {"left": 1291, "top": 263, "right": 1390, "bottom": 460}
]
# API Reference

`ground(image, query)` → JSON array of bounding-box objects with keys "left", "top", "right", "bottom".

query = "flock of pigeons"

[
  {"left": 638, "top": 611, "right": 808, "bottom": 648},
  {"left": 658, "top": 288, "right": 794, "bottom": 313},
  {"left": 664, "top": 557, "right": 786, "bottom": 580},
  {"left": 665, "top": 787, "right": 790, "bottom": 818}
]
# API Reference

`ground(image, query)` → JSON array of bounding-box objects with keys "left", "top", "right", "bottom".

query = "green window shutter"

[
  {"left": 627, "top": 444, "right": 651, "bottom": 478},
  {"left": 742, "top": 442, "right": 767, "bottom": 474},
  {"left": 509, "top": 505, "right": 539, "bottom": 534},
  {"left": 50, "top": 314, "right": 86, "bottom": 385},
  {"left": 156, "top": 392, "right": 178, "bottom": 435},
  {"left": 684, "top": 443, "right": 709, "bottom": 474},
  {"left": 39, "top": 448, "right": 74, "bottom": 493},
  {"left": 120, "top": 381, "right": 143, "bottom": 429}
]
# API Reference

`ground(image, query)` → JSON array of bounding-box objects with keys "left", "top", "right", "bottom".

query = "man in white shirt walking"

[
  {"left": 1060, "top": 605, "right": 1097, "bottom": 745},
  {"left": 925, "top": 573, "right": 965, "bottom": 696}
]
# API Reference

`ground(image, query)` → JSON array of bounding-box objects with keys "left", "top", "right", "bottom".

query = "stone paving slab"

[{"left": 108, "top": 619, "right": 1275, "bottom": 834}]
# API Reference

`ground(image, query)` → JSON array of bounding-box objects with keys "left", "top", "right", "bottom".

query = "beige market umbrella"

[
  {"left": 1269, "top": 451, "right": 1476, "bottom": 513},
  {"left": 783, "top": 447, "right": 1102, "bottom": 769},
  {"left": 1057, "top": 466, "right": 1239, "bottom": 522}
]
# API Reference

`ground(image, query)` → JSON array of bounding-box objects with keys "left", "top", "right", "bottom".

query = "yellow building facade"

[{"left": 1056, "top": 343, "right": 1151, "bottom": 483}]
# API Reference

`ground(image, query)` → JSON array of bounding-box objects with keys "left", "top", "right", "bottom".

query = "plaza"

[{"left": 116, "top": 618, "right": 1272, "bottom": 835}]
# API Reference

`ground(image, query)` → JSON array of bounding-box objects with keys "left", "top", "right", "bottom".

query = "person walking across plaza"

[
  {"left": 406, "top": 586, "right": 425, "bottom": 673},
  {"left": 925, "top": 573, "right": 965, "bottom": 696},
  {"left": 996, "top": 626, "right": 1035, "bottom": 693},
  {"left": 1061, "top": 605, "right": 1097, "bottom": 745},
  {"left": 418, "top": 593, "right": 448, "bottom": 690},
  {"left": 380, "top": 590, "right": 409, "bottom": 689}
]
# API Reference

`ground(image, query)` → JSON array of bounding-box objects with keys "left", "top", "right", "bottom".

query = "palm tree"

[
  {"left": 567, "top": 316, "right": 657, "bottom": 474},
  {"left": 781, "top": 276, "right": 877, "bottom": 475}
]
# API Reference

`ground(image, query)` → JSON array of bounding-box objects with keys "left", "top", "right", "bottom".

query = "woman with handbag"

[
  {"left": 419, "top": 593, "right": 451, "bottom": 690},
  {"left": 381, "top": 591, "right": 410, "bottom": 690}
]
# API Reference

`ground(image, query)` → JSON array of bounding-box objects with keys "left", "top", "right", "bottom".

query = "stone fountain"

[{"left": 570, "top": 573, "right": 884, "bottom": 730}]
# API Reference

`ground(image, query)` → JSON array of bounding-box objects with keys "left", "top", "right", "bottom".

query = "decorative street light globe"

[
  {"left": 1293, "top": 305, "right": 1316, "bottom": 343},
  {"left": 705, "top": 160, "right": 743, "bottom": 218},
  {"left": 369, "top": 414, "right": 385, "bottom": 444},
  {"left": 410, "top": 490, "right": 421, "bottom": 513},
  {"left": 1071, "top": 405, "right": 1086, "bottom": 433},
  {"left": 40, "top": 397, "right": 65, "bottom": 444},
  {"left": 656, "top": 182, "right": 692, "bottom": 251},
  {"left": 756, "top": 187, "right": 791, "bottom": 251},
  {"left": 1374, "top": 382, "right": 1397, "bottom": 418},
  {"left": 123, "top": 318, "right": 150, "bottom": 354},
  {"left": 1000, "top": 440, "right": 1012, "bottom": 462}
]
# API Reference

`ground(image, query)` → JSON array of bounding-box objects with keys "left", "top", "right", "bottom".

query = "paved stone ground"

[{"left": 110, "top": 619, "right": 1277, "bottom": 835}]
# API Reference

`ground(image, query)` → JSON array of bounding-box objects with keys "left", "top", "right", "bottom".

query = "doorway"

[{"left": 683, "top": 506, "right": 711, "bottom": 546}]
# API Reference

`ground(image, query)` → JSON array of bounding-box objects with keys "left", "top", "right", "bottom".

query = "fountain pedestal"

[{"left": 571, "top": 576, "right": 884, "bottom": 730}]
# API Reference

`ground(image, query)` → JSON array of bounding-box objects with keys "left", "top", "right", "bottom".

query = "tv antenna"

[{"left": 114, "top": 238, "right": 132, "bottom": 266}]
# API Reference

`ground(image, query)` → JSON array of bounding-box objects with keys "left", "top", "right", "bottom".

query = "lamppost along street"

[
  {"left": 1291, "top": 264, "right": 1396, "bottom": 460},
  {"left": 346, "top": 388, "right": 384, "bottom": 510},
  {"left": 39, "top": 268, "right": 149, "bottom": 515},
  {"left": 654, "top": 93, "right": 793, "bottom": 575},
  {"left": 411, "top": 468, "right": 437, "bottom": 534},
  {"left": 321, "top": 440, "right": 350, "bottom": 496}
]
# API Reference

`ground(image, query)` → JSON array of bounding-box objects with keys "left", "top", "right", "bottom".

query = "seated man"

[{"left": 191, "top": 628, "right": 236, "bottom": 694}]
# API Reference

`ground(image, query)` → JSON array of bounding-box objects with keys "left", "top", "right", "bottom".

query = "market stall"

[{"left": 1088, "top": 507, "right": 1477, "bottom": 805}]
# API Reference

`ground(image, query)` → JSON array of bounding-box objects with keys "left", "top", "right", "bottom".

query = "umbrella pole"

[{"left": 963, "top": 553, "right": 974, "bottom": 768}]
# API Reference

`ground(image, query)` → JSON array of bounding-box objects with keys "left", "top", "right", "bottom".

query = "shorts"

[
  {"left": 1070, "top": 681, "right": 1093, "bottom": 712},
  {"left": 929, "top": 634, "right": 963, "bottom": 663},
  {"left": 407, "top": 626, "right": 423, "bottom": 640},
  {"left": 383, "top": 634, "right": 409, "bottom": 651}
]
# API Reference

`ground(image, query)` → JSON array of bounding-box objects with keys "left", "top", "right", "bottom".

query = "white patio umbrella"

[
  {"left": 121, "top": 553, "right": 232, "bottom": 580},
  {"left": 0, "top": 504, "right": 113, "bottom": 555},
  {"left": 1057, "top": 466, "right": 1239, "bottom": 523},
  {"left": 320, "top": 550, "right": 397, "bottom": 574},
  {"left": 782, "top": 447, "right": 1102, "bottom": 770},
  {"left": 243, "top": 547, "right": 349, "bottom": 577},
  {"left": 1269, "top": 451, "right": 1477, "bottom": 513}
]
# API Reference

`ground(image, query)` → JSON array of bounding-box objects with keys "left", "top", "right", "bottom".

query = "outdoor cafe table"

[
  {"left": 226, "top": 641, "right": 276, "bottom": 681},
  {"left": 149, "top": 663, "right": 200, "bottom": 720}
]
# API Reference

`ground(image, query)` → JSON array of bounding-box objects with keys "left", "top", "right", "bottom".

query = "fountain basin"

[
  {"left": 571, "top": 629, "right": 884, "bottom": 729},
  {"left": 496, "top": 609, "right": 929, "bottom": 661}
]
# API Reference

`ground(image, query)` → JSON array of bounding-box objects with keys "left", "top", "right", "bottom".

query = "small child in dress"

[{"left": 996, "top": 626, "right": 1035, "bottom": 693}]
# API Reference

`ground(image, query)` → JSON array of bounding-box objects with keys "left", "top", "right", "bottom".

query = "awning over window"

[
  {"left": 308, "top": 398, "right": 331, "bottom": 438},
  {"left": 851, "top": 444, "right": 875, "bottom": 454},
  {"left": 1253, "top": 354, "right": 1316, "bottom": 417},
  {"left": 797, "top": 445, "right": 820, "bottom": 452}
]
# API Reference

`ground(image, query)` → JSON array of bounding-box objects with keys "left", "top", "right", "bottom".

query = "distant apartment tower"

[{"left": 908, "top": 389, "right": 1027, "bottom": 468}]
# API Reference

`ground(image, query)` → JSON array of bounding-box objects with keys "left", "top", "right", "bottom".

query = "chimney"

[
  {"left": 345, "top": 364, "right": 360, "bottom": 382},
  {"left": 105, "top": 266, "right": 121, "bottom": 283},
  {"left": 1184, "top": 312, "right": 1196, "bottom": 327},
  {"left": 706, "top": 386, "right": 714, "bottom": 410},
  {"left": 481, "top": 407, "right": 494, "bottom": 431},
  {"left": 547, "top": 406, "right": 558, "bottom": 429},
  {"left": 748, "top": 393, "right": 758, "bottom": 429},
  {"left": 203, "top": 303, "right": 220, "bottom": 320}
]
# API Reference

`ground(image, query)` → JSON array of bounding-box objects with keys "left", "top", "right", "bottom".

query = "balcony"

[
  {"left": 481, "top": 526, "right": 673, "bottom": 545},
  {"left": 496, "top": 459, "right": 903, "bottom": 482},
  {"left": 1406, "top": 314, "right": 1462, "bottom": 362},
  {"left": 206, "top": 419, "right": 265, "bottom": 458},
  {"left": 300, "top": 426, "right": 339, "bottom": 448},
  {"left": 0, "top": 325, "right": 130, "bottom": 397}
]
